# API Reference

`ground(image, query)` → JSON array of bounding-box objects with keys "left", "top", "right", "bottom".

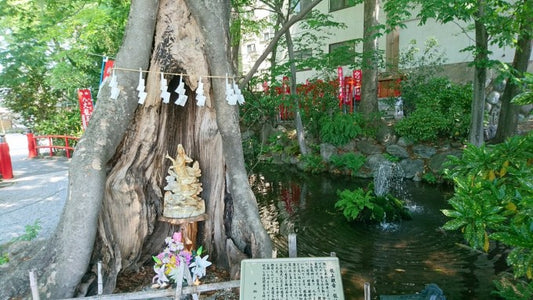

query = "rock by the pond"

[
  {"left": 413, "top": 144, "right": 437, "bottom": 159},
  {"left": 400, "top": 159, "right": 425, "bottom": 180},
  {"left": 386, "top": 144, "right": 409, "bottom": 159}
]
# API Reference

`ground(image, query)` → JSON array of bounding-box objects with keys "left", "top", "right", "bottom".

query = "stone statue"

[{"left": 163, "top": 144, "right": 205, "bottom": 218}]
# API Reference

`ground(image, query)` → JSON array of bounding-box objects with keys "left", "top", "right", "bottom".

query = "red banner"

[
  {"left": 102, "top": 59, "right": 114, "bottom": 82},
  {"left": 337, "top": 67, "right": 344, "bottom": 108},
  {"left": 353, "top": 69, "right": 362, "bottom": 101},
  {"left": 78, "top": 89, "right": 94, "bottom": 130}
]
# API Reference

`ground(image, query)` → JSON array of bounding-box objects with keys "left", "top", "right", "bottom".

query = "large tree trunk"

[
  {"left": 0, "top": 1, "right": 159, "bottom": 299},
  {"left": 183, "top": 0, "right": 273, "bottom": 277},
  {"left": 469, "top": 1, "right": 489, "bottom": 147},
  {"left": 360, "top": 0, "right": 380, "bottom": 116},
  {"left": 492, "top": 0, "right": 532, "bottom": 143}
]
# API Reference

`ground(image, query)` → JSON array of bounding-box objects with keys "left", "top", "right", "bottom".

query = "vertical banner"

[
  {"left": 99, "top": 57, "right": 115, "bottom": 89},
  {"left": 78, "top": 89, "right": 94, "bottom": 130},
  {"left": 337, "top": 67, "right": 345, "bottom": 109},
  {"left": 353, "top": 69, "right": 362, "bottom": 102}
]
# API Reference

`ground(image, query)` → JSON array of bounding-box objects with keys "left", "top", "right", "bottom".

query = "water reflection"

[{"left": 250, "top": 166, "right": 503, "bottom": 299}]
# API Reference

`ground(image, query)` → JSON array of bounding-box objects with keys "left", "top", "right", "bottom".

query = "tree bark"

[
  {"left": 184, "top": 0, "right": 273, "bottom": 274},
  {"left": 0, "top": 1, "right": 159, "bottom": 299},
  {"left": 360, "top": 0, "right": 380, "bottom": 116},
  {"left": 469, "top": 1, "right": 489, "bottom": 146},
  {"left": 492, "top": 0, "right": 533, "bottom": 143}
]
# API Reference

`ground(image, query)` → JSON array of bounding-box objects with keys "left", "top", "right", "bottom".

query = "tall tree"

[
  {"left": 359, "top": 0, "right": 380, "bottom": 116},
  {"left": 0, "top": 0, "right": 275, "bottom": 297},
  {"left": 492, "top": 0, "right": 533, "bottom": 142},
  {"left": 385, "top": 0, "right": 532, "bottom": 145}
]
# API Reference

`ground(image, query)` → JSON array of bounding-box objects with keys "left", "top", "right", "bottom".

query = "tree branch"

[{"left": 240, "top": 0, "right": 322, "bottom": 88}]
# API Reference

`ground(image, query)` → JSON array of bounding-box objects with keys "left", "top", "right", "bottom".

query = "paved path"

[{"left": 0, "top": 133, "right": 69, "bottom": 245}]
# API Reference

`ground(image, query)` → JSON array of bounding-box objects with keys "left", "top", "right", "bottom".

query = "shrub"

[
  {"left": 442, "top": 133, "right": 533, "bottom": 298},
  {"left": 330, "top": 153, "right": 366, "bottom": 176},
  {"left": 319, "top": 112, "right": 362, "bottom": 146},
  {"left": 301, "top": 154, "right": 327, "bottom": 174},
  {"left": 395, "top": 77, "right": 472, "bottom": 142},
  {"left": 335, "top": 183, "right": 411, "bottom": 223}
]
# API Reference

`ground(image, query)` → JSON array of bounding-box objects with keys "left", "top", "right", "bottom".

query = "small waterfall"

[
  {"left": 374, "top": 162, "right": 419, "bottom": 231},
  {"left": 374, "top": 161, "right": 406, "bottom": 198}
]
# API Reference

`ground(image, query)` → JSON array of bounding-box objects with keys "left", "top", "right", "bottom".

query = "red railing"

[{"left": 27, "top": 133, "right": 79, "bottom": 159}]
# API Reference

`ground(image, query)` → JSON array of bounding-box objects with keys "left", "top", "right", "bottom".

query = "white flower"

[
  {"left": 153, "top": 265, "right": 169, "bottom": 286},
  {"left": 189, "top": 255, "right": 212, "bottom": 281}
]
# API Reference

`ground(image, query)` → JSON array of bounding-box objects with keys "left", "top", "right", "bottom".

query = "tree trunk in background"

[
  {"left": 492, "top": 0, "right": 532, "bottom": 143},
  {"left": 360, "top": 0, "right": 380, "bottom": 117},
  {"left": 469, "top": 2, "right": 488, "bottom": 147},
  {"left": 285, "top": 29, "right": 309, "bottom": 155}
]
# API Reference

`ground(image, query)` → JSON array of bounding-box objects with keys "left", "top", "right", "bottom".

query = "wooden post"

[
  {"left": 174, "top": 258, "right": 185, "bottom": 300},
  {"left": 288, "top": 233, "right": 297, "bottom": 258},
  {"left": 98, "top": 261, "right": 103, "bottom": 295},
  {"left": 158, "top": 214, "right": 207, "bottom": 251},
  {"left": 364, "top": 282, "right": 371, "bottom": 300},
  {"left": 29, "top": 270, "right": 40, "bottom": 300}
]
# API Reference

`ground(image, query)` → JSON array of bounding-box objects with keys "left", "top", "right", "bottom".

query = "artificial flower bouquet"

[{"left": 152, "top": 231, "right": 212, "bottom": 288}]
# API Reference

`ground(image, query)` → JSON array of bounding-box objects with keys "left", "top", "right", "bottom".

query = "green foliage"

[
  {"left": 395, "top": 77, "right": 472, "bottom": 142},
  {"left": 301, "top": 154, "right": 326, "bottom": 174},
  {"left": 0, "top": 0, "right": 128, "bottom": 131},
  {"left": 13, "top": 220, "right": 41, "bottom": 242},
  {"left": 0, "top": 252, "right": 8, "bottom": 265},
  {"left": 329, "top": 153, "right": 365, "bottom": 176},
  {"left": 319, "top": 112, "right": 362, "bottom": 146},
  {"left": 493, "top": 273, "right": 533, "bottom": 300},
  {"left": 335, "top": 188, "right": 375, "bottom": 222},
  {"left": 335, "top": 183, "right": 410, "bottom": 223},
  {"left": 511, "top": 72, "right": 533, "bottom": 106},
  {"left": 442, "top": 133, "right": 533, "bottom": 296},
  {"left": 421, "top": 173, "right": 437, "bottom": 184}
]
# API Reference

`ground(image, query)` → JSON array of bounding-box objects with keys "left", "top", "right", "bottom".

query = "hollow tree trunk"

[{"left": 97, "top": 0, "right": 272, "bottom": 291}]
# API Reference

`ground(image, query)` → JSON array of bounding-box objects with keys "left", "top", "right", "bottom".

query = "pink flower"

[{"left": 172, "top": 231, "right": 182, "bottom": 243}]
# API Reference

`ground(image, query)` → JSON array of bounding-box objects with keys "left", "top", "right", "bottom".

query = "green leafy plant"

[
  {"left": 395, "top": 77, "right": 472, "bottom": 142},
  {"left": 13, "top": 220, "right": 41, "bottom": 242},
  {"left": 335, "top": 183, "right": 411, "bottom": 223},
  {"left": 319, "top": 112, "right": 362, "bottom": 146},
  {"left": 301, "top": 154, "right": 327, "bottom": 174},
  {"left": 329, "top": 153, "right": 366, "bottom": 176},
  {"left": 0, "top": 252, "right": 9, "bottom": 265},
  {"left": 421, "top": 173, "right": 437, "bottom": 184},
  {"left": 442, "top": 133, "right": 533, "bottom": 296}
]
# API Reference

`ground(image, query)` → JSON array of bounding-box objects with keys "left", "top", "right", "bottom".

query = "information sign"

[{"left": 240, "top": 257, "right": 344, "bottom": 300}]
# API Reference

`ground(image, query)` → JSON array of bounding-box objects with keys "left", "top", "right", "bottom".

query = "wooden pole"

[
  {"left": 98, "top": 261, "right": 103, "bottom": 295},
  {"left": 364, "top": 282, "right": 371, "bottom": 300},
  {"left": 29, "top": 270, "right": 40, "bottom": 300},
  {"left": 288, "top": 233, "right": 297, "bottom": 258}
]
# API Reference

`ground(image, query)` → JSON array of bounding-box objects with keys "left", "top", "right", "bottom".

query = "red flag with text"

[{"left": 78, "top": 89, "right": 94, "bottom": 130}]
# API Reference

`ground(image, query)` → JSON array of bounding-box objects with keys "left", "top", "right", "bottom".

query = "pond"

[{"left": 250, "top": 165, "right": 505, "bottom": 299}]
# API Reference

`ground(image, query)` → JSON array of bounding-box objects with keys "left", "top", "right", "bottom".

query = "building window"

[
  {"left": 293, "top": 0, "right": 313, "bottom": 13},
  {"left": 263, "top": 32, "right": 274, "bottom": 42},
  {"left": 329, "top": 0, "right": 356, "bottom": 12},
  {"left": 329, "top": 40, "right": 356, "bottom": 66},
  {"left": 247, "top": 44, "right": 256, "bottom": 53},
  {"left": 294, "top": 49, "right": 313, "bottom": 70}
]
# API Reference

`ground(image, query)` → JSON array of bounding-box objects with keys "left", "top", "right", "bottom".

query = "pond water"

[{"left": 250, "top": 165, "right": 505, "bottom": 299}]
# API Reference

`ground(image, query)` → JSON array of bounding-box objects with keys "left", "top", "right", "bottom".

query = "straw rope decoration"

[{"left": 110, "top": 67, "right": 244, "bottom": 106}]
